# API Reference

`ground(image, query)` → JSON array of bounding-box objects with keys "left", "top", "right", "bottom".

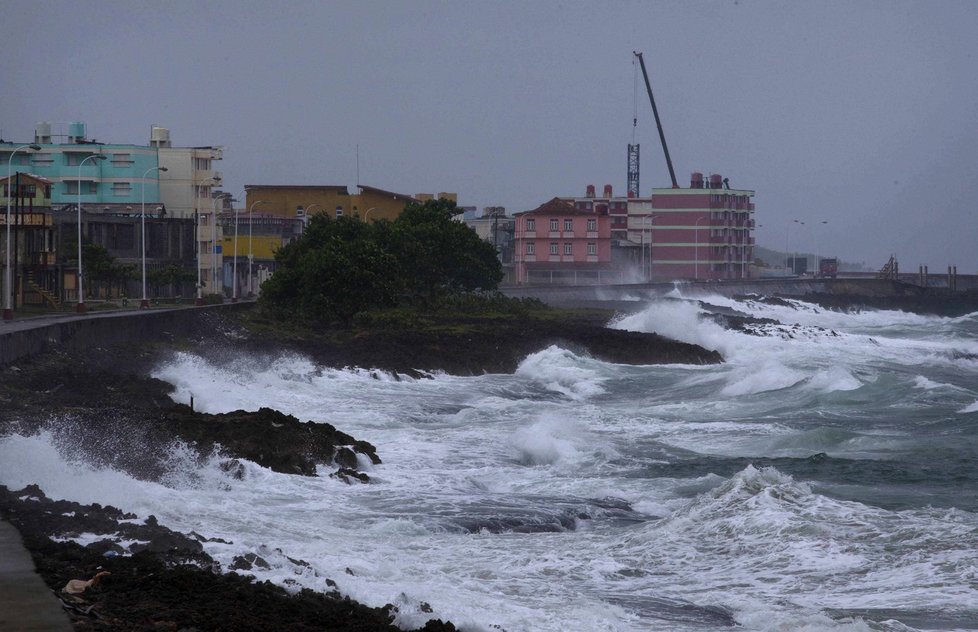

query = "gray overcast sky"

[{"left": 2, "top": 0, "right": 976, "bottom": 268}]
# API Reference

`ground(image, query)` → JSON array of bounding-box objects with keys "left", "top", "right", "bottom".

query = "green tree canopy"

[
  {"left": 393, "top": 199, "right": 503, "bottom": 302},
  {"left": 259, "top": 199, "right": 502, "bottom": 324}
]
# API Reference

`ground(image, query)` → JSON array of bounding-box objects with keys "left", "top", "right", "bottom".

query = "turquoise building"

[{"left": 0, "top": 122, "right": 163, "bottom": 208}]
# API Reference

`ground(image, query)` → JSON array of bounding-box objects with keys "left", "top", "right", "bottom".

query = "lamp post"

[
  {"left": 76, "top": 153, "right": 107, "bottom": 313},
  {"left": 227, "top": 191, "right": 250, "bottom": 303},
  {"left": 140, "top": 165, "right": 168, "bottom": 308},
  {"left": 814, "top": 220, "right": 828, "bottom": 276},
  {"left": 363, "top": 207, "right": 379, "bottom": 222},
  {"left": 694, "top": 215, "right": 709, "bottom": 281},
  {"left": 246, "top": 199, "right": 265, "bottom": 298},
  {"left": 4, "top": 143, "right": 41, "bottom": 320},
  {"left": 647, "top": 215, "right": 657, "bottom": 282},
  {"left": 194, "top": 176, "right": 221, "bottom": 305},
  {"left": 786, "top": 219, "right": 804, "bottom": 276}
]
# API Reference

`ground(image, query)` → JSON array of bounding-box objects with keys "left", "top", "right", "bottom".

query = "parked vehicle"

[{"left": 819, "top": 257, "right": 838, "bottom": 278}]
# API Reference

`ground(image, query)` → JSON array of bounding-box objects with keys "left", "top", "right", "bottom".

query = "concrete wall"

[
  {"left": 501, "top": 278, "right": 930, "bottom": 307},
  {"left": 0, "top": 303, "right": 253, "bottom": 367}
]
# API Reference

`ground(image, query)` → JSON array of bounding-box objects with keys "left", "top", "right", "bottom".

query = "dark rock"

[
  {"left": 331, "top": 468, "right": 371, "bottom": 484},
  {"left": 230, "top": 553, "right": 270, "bottom": 571}
]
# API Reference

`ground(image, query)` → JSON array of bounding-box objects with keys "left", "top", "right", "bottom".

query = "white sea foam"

[{"left": 959, "top": 400, "right": 978, "bottom": 414}]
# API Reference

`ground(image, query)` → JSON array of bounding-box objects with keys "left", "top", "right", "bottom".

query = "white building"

[{"left": 151, "top": 126, "right": 225, "bottom": 296}]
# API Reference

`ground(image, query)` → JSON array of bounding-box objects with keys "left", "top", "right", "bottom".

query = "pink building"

[
  {"left": 640, "top": 172, "right": 755, "bottom": 280},
  {"left": 513, "top": 198, "right": 613, "bottom": 285}
]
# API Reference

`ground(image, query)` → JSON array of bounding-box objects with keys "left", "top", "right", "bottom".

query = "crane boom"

[{"left": 634, "top": 51, "right": 678, "bottom": 188}]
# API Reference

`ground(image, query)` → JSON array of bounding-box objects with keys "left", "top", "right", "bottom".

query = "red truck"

[{"left": 819, "top": 257, "right": 838, "bottom": 278}]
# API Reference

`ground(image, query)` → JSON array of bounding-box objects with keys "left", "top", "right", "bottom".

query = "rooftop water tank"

[
  {"left": 34, "top": 122, "right": 52, "bottom": 144},
  {"left": 150, "top": 126, "right": 171, "bottom": 148},
  {"left": 68, "top": 121, "right": 86, "bottom": 143},
  {"left": 603, "top": 184, "right": 613, "bottom": 197},
  {"left": 586, "top": 184, "right": 596, "bottom": 198},
  {"left": 690, "top": 172, "right": 704, "bottom": 189}
]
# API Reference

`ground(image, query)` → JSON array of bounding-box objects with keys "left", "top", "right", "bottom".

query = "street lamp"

[
  {"left": 76, "top": 153, "right": 107, "bottom": 313},
  {"left": 194, "top": 176, "right": 221, "bottom": 306},
  {"left": 247, "top": 199, "right": 265, "bottom": 298},
  {"left": 363, "top": 207, "right": 379, "bottom": 222},
  {"left": 4, "top": 143, "right": 41, "bottom": 320},
  {"left": 227, "top": 191, "right": 252, "bottom": 303},
  {"left": 814, "top": 220, "right": 828, "bottom": 276},
  {"left": 694, "top": 215, "right": 708, "bottom": 281},
  {"left": 646, "top": 215, "right": 657, "bottom": 282},
  {"left": 786, "top": 219, "right": 804, "bottom": 277},
  {"left": 140, "top": 165, "right": 168, "bottom": 308}
]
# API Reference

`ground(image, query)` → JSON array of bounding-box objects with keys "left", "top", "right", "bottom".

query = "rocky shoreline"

[{"left": 0, "top": 305, "right": 723, "bottom": 631}]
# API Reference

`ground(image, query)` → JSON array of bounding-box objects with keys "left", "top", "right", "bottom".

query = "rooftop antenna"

[{"left": 356, "top": 144, "right": 360, "bottom": 188}]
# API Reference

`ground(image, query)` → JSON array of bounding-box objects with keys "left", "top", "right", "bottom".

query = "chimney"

[
  {"left": 603, "top": 184, "right": 613, "bottom": 198},
  {"left": 586, "top": 184, "right": 595, "bottom": 198}
]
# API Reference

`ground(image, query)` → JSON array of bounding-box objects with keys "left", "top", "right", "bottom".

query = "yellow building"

[
  {"left": 242, "top": 184, "right": 421, "bottom": 224},
  {"left": 414, "top": 192, "right": 458, "bottom": 204}
]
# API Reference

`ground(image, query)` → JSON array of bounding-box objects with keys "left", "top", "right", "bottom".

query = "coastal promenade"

[
  {"left": 0, "top": 520, "right": 72, "bottom": 631},
  {"left": 0, "top": 301, "right": 254, "bottom": 366}
]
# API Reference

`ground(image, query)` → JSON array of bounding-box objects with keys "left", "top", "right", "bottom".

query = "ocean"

[{"left": 2, "top": 291, "right": 977, "bottom": 631}]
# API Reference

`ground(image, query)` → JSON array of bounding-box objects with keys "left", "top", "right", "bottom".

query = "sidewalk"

[{"left": 0, "top": 519, "right": 72, "bottom": 631}]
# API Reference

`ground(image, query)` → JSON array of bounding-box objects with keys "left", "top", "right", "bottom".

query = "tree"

[
  {"left": 260, "top": 215, "right": 401, "bottom": 325},
  {"left": 148, "top": 265, "right": 196, "bottom": 298},
  {"left": 62, "top": 241, "right": 134, "bottom": 298},
  {"left": 392, "top": 199, "right": 502, "bottom": 303},
  {"left": 259, "top": 199, "right": 503, "bottom": 325}
]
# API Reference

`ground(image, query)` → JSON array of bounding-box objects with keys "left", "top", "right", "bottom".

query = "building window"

[
  {"left": 549, "top": 242, "right": 558, "bottom": 255},
  {"left": 111, "top": 153, "right": 133, "bottom": 165},
  {"left": 549, "top": 218, "right": 558, "bottom": 232},
  {"left": 64, "top": 181, "right": 77, "bottom": 195},
  {"left": 526, "top": 242, "right": 535, "bottom": 254},
  {"left": 112, "top": 182, "right": 132, "bottom": 196},
  {"left": 564, "top": 219, "right": 573, "bottom": 232},
  {"left": 526, "top": 218, "right": 535, "bottom": 231},
  {"left": 193, "top": 157, "right": 211, "bottom": 171},
  {"left": 587, "top": 242, "right": 596, "bottom": 255},
  {"left": 563, "top": 243, "right": 572, "bottom": 255},
  {"left": 335, "top": 206, "right": 344, "bottom": 217},
  {"left": 587, "top": 218, "right": 596, "bottom": 231},
  {"left": 32, "top": 154, "right": 53, "bottom": 166}
]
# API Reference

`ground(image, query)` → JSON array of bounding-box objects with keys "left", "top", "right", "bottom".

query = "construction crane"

[{"left": 633, "top": 51, "right": 679, "bottom": 189}]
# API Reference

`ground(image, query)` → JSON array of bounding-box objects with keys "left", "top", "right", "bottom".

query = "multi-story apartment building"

[
  {"left": 558, "top": 174, "right": 755, "bottom": 282},
  {"left": 150, "top": 126, "right": 225, "bottom": 297},
  {"left": 1, "top": 122, "right": 163, "bottom": 208},
  {"left": 513, "top": 198, "right": 614, "bottom": 285},
  {"left": 0, "top": 122, "right": 224, "bottom": 303},
  {"left": 640, "top": 173, "right": 755, "bottom": 280}
]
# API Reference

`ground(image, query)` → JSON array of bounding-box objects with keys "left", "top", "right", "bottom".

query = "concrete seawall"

[
  {"left": 0, "top": 303, "right": 254, "bottom": 367},
  {"left": 502, "top": 278, "right": 935, "bottom": 306}
]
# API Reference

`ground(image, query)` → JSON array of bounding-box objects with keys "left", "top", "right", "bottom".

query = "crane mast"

[{"left": 634, "top": 51, "right": 679, "bottom": 189}]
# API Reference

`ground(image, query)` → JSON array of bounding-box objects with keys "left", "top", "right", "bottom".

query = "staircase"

[
  {"left": 877, "top": 255, "right": 898, "bottom": 280},
  {"left": 26, "top": 270, "right": 61, "bottom": 308}
]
